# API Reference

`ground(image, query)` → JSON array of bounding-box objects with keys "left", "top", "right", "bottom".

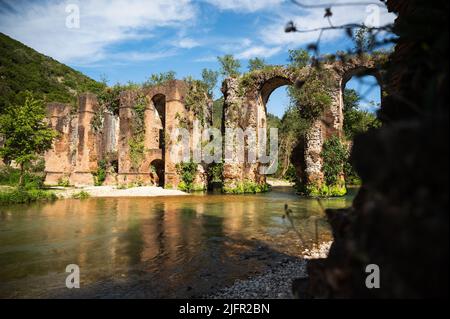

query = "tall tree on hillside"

[
  {"left": 0, "top": 93, "right": 57, "bottom": 186},
  {"left": 217, "top": 55, "right": 241, "bottom": 78}
]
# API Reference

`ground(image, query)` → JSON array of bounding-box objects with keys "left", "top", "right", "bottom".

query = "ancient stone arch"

[
  {"left": 221, "top": 55, "right": 385, "bottom": 194},
  {"left": 43, "top": 55, "right": 384, "bottom": 193}
]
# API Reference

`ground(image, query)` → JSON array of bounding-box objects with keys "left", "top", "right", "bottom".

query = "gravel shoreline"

[
  {"left": 53, "top": 185, "right": 189, "bottom": 198},
  {"left": 207, "top": 241, "right": 332, "bottom": 299}
]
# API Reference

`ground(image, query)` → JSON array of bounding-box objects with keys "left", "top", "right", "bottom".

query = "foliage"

[
  {"left": 57, "top": 176, "right": 71, "bottom": 187},
  {"left": 208, "top": 162, "right": 224, "bottom": 184},
  {"left": 290, "top": 71, "right": 333, "bottom": 123},
  {"left": 0, "top": 165, "right": 45, "bottom": 189},
  {"left": 321, "top": 136, "right": 348, "bottom": 187},
  {"left": 212, "top": 98, "right": 224, "bottom": 130},
  {"left": 288, "top": 49, "right": 311, "bottom": 68},
  {"left": 223, "top": 181, "right": 270, "bottom": 194},
  {"left": 0, "top": 33, "right": 105, "bottom": 113},
  {"left": 248, "top": 57, "right": 267, "bottom": 72},
  {"left": 97, "top": 83, "right": 140, "bottom": 117},
  {"left": 184, "top": 78, "right": 210, "bottom": 127},
  {"left": 343, "top": 89, "right": 381, "bottom": 139},
  {"left": 176, "top": 162, "right": 198, "bottom": 192},
  {"left": 93, "top": 160, "right": 107, "bottom": 186},
  {"left": 143, "top": 71, "right": 176, "bottom": 88},
  {"left": 0, "top": 188, "right": 57, "bottom": 205},
  {"left": 354, "top": 27, "right": 376, "bottom": 53},
  {"left": 0, "top": 93, "right": 58, "bottom": 186},
  {"left": 304, "top": 183, "right": 347, "bottom": 198},
  {"left": 129, "top": 94, "right": 148, "bottom": 169},
  {"left": 201, "top": 69, "right": 219, "bottom": 98},
  {"left": 72, "top": 191, "right": 90, "bottom": 200},
  {"left": 218, "top": 55, "right": 241, "bottom": 78}
]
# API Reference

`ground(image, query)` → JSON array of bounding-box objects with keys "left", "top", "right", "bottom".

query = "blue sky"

[{"left": 0, "top": 0, "right": 395, "bottom": 117}]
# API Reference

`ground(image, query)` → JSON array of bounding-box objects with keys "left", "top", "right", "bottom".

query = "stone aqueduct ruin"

[{"left": 44, "top": 56, "right": 383, "bottom": 193}]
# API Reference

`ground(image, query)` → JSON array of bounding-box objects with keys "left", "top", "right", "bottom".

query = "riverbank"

[
  {"left": 207, "top": 241, "right": 332, "bottom": 299},
  {"left": 267, "top": 178, "right": 295, "bottom": 187},
  {"left": 54, "top": 185, "right": 189, "bottom": 199}
]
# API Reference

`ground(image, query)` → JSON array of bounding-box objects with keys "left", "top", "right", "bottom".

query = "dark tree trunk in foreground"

[{"left": 301, "top": 0, "right": 449, "bottom": 298}]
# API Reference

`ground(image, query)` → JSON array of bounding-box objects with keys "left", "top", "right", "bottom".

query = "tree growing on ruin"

[
  {"left": 217, "top": 55, "right": 241, "bottom": 78},
  {"left": 248, "top": 57, "right": 267, "bottom": 72},
  {"left": 201, "top": 68, "right": 219, "bottom": 98},
  {"left": 0, "top": 92, "right": 57, "bottom": 187}
]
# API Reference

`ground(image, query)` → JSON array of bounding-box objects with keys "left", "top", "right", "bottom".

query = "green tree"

[
  {"left": 354, "top": 27, "right": 375, "bottom": 53},
  {"left": 0, "top": 93, "right": 58, "bottom": 186},
  {"left": 248, "top": 57, "right": 267, "bottom": 72},
  {"left": 201, "top": 68, "right": 219, "bottom": 98},
  {"left": 321, "top": 136, "right": 348, "bottom": 186},
  {"left": 288, "top": 49, "right": 310, "bottom": 68},
  {"left": 144, "top": 71, "right": 176, "bottom": 87},
  {"left": 218, "top": 55, "right": 241, "bottom": 78},
  {"left": 343, "top": 89, "right": 381, "bottom": 139}
]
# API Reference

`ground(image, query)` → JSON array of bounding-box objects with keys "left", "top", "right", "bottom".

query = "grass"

[
  {"left": 72, "top": 191, "right": 90, "bottom": 200},
  {"left": 0, "top": 187, "right": 57, "bottom": 205},
  {"left": 0, "top": 165, "right": 57, "bottom": 204}
]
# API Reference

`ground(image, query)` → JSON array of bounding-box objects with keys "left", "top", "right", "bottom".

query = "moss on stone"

[{"left": 223, "top": 180, "right": 270, "bottom": 194}]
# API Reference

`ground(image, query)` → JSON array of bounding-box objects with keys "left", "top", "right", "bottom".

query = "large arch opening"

[
  {"left": 151, "top": 159, "right": 165, "bottom": 187},
  {"left": 341, "top": 70, "right": 383, "bottom": 186},
  {"left": 152, "top": 94, "right": 166, "bottom": 187},
  {"left": 261, "top": 78, "right": 299, "bottom": 184}
]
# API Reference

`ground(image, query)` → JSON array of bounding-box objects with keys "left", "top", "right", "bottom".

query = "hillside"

[{"left": 0, "top": 32, "right": 105, "bottom": 112}]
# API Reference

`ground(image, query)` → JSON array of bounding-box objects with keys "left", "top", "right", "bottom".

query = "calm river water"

[{"left": 0, "top": 186, "right": 357, "bottom": 298}]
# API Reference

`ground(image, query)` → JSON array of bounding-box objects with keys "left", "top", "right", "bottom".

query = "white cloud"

[
  {"left": 236, "top": 46, "right": 282, "bottom": 59},
  {"left": 204, "top": 0, "right": 285, "bottom": 12},
  {"left": 176, "top": 38, "right": 200, "bottom": 49},
  {"left": 260, "top": 1, "right": 396, "bottom": 48},
  {"left": 0, "top": 0, "right": 197, "bottom": 64}
]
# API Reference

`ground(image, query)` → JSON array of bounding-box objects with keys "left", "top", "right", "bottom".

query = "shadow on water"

[{"left": 0, "top": 186, "right": 357, "bottom": 298}]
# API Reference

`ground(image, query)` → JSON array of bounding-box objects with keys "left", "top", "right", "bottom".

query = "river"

[{"left": 0, "top": 186, "right": 357, "bottom": 298}]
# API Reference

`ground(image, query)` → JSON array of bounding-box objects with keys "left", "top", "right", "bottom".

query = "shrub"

[
  {"left": 176, "top": 162, "right": 198, "bottom": 192},
  {"left": 57, "top": 176, "right": 71, "bottom": 187},
  {"left": 93, "top": 160, "right": 107, "bottom": 186},
  {"left": 321, "top": 136, "right": 348, "bottom": 186},
  {"left": 0, "top": 188, "right": 57, "bottom": 205},
  {"left": 72, "top": 191, "right": 90, "bottom": 200}
]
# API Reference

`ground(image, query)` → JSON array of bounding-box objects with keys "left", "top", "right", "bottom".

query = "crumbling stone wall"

[
  {"left": 221, "top": 58, "right": 383, "bottom": 194},
  {"left": 44, "top": 81, "right": 211, "bottom": 189},
  {"left": 45, "top": 94, "right": 112, "bottom": 186},
  {"left": 118, "top": 80, "right": 211, "bottom": 189}
]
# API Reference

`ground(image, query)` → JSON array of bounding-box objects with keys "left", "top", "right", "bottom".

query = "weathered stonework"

[
  {"left": 221, "top": 57, "right": 385, "bottom": 194},
  {"left": 45, "top": 81, "right": 211, "bottom": 189},
  {"left": 44, "top": 94, "right": 111, "bottom": 186},
  {"left": 44, "top": 56, "right": 383, "bottom": 191}
]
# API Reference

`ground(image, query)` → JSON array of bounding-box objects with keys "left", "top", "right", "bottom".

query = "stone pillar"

[
  {"left": 44, "top": 103, "right": 75, "bottom": 185},
  {"left": 222, "top": 78, "right": 267, "bottom": 193},
  {"left": 118, "top": 91, "right": 137, "bottom": 185},
  {"left": 164, "top": 97, "right": 185, "bottom": 189},
  {"left": 70, "top": 94, "right": 99, "bottom": 186}
]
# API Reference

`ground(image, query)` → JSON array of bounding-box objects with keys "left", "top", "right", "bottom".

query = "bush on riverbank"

[
  {"left": 0, "top": 162, "right": 57, "bottom": 204},
  {"left": 0, "top": 165, "right": 45, "bottom": 189},
  {"left": 0, "top": 187, "right": 57, "bottom": 205}
]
